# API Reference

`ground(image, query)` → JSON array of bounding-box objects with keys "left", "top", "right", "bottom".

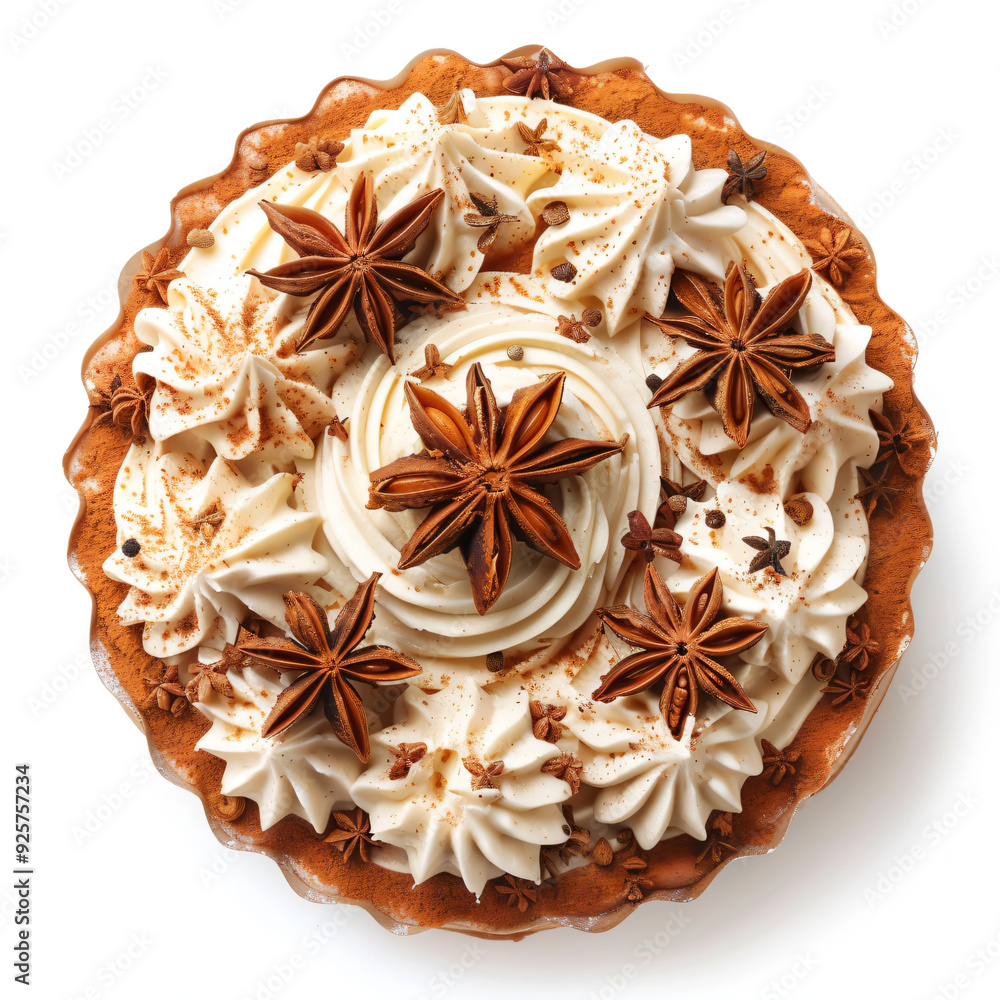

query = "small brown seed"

[
  {"left": 591, "top": 837, "right": 614, "bottom": 866},
  {"left": 186, "top": 228, "right": 215, "bottom": 249},
  {"left": 541, "top": 200, "right": 570, "bottom": 226},
  {"left": 486, "top": 650, "right": 505, "bottom": 672},
  {"left": 550, "top": 262, "right": 577, "bottom": 282},
  {"left": 506, "top": 345, "right": 524, "bottom": 361},
  {"left": 705, "top": 510, "right": 726, "bottom": 529},
  {"left": 784, "top": 496, "right": 814, "bottom": 526}
]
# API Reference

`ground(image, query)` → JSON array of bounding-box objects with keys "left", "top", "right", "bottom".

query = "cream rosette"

[
  {"left": 103, "top": 443, "right": 328, "bottom": 659},
  {"left": 299, "top": 299, "right": 663, "bottom": 678},
  {"left": 649, "top": 201, "right": 893, "bottom": 505},
  {"left": 561, "top": 692, "right": 766, "bottom": 848},
  {"left": 351, "top": 682, "right": 572, "bottom": 895},
  {"left": 132, "top": 276, "right": 351, "bottom": 461},
  {"left": 195, "top": 666, "right": 367, "bottom": 833}
]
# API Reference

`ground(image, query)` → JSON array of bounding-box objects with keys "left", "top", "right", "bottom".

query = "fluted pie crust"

[{"left": 65, "top": 47, "right": 934, "bottom": 938}]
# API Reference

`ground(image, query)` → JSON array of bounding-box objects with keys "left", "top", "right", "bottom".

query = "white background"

[{"left": 3, "top": 1, "right": 996, "bottom": 998}]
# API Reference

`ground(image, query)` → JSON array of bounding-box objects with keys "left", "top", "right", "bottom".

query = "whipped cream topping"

[
  {"left": 195, "top": 666, "right": 364, "bottom": 832},
  {"left": 562, "top": 693, "right": 765, "bottom": 848},
  {"left": 301, "top": 300, "right": 662, "bottom": 677},
  {"left": 133, "top": 278, "right": 352, "bottom": 461},
  {"left": 351, "top": 682, "right": 572, "bottom": 895},
  {"left": 103, "top": 444, "right": 328, "bottom": 658},
  {"left": 104, "top": 89, "right": 894, "bottom": 891}
]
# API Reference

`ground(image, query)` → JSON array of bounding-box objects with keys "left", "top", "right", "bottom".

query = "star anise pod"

[
  {"left": 463, "top": 756, "right": 505, "bottom": 791},
  {"left": 463, "top": 191, "right": 518, "bottom": 252},
  {"left": 647, "top": 264, "right": 834, "bottom": 448},
  {"left": 621, "top": 510, "right": 682, "bottom": 564},
  {"left": 501, "top": 48, "right": 573, "bottom": 101},
  {"left": 869, "top": 408, "right": 932, "bottom": 477},
  {"left": 656, "top": 476, "right": 708, "bottom": 529},
  {"left": 410, "top": 343, "right": 452, "bottom": 380},
  {"left": 840, "top": 619, "right": 878, "bottom": 671},
  {"left": 236, "top": 575, "right": 421, "bottom": 759},
  {"left": 142, "top": 662, "right": 187, "bottom": 716},
  {"left": 542, "top": 805, "right": 591, "bottom": 873},
  {"left": 696, "top": 825, "right": 736, "bottom": 864},
  {"left": 134, "top": 247, "right": 185, "bottom": 304},
  {"left": 247, "top": 171, "right": 462, "bottom": 360},
  {"left": 823, "top": 670, "right": 870, "bottom": 707},
  {"left": 594, "top": 564, "right": 766, "bottom": 739},
  {"left": 760, "top": 738, "right": 801, "bottom": 786},
  {"left": 541, "top": 752, "right": 583, "bottom": 794},
  {"left": 855, "top": 466, "right": 900, "bottom": 517},
  {"left": 556, "top": 309, "right": 601, "bottom": 343},
  {"left": 516, "top": 118, "right": 559, "bottom": 156},
  {"left": 722, "top": 149, "right": 767, "bottom": 202},
  {"left": 802, "top": 225, "right": 865, "bottom": 287},
  {"left": 530, "top": 701, "right": 566, "bottom": 743},
  {"left": 388, "top": 741, "right": 427, "bottom": 780},
  {"left": 293, "top": 135, "right": 344, "bottom": 172},
  {"left": 184, "top": 649, "right": 237, "bottom": 703},
  {"left": 742, "top": 526, "right": 792, "bottom": 576},
  {"left": 93, "top": 372, "right": 155, "bottom": 444},
  {"left": 495, "top": 874, "right": 537, "bottom": 912},
  {"left": 367, "top": 364, "right": 625, "bottom": 615},
  {"left": 325, "top": 807, "right": 380, "bottom": 862}
]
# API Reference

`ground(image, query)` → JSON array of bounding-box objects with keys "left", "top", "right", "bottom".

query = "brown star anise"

[
  {"left": 743, "top": 526, "right": 792, "bottom": 576},
  {"left": 840, "top": 619, "right": 878, "bottom": 671},
  {"left": 530, "top": 701, "right": 566, "bottom": 743},
  {"left": 495, "top": 874, "right": 537, "bottom": 912},
  {"left": 142, "top": 662, "right": 187, "bottom": 716},
  {"left": 293, "top": 135, "right": 344, "bottom": 172},
  {"left": 463, "top": 191, "right": 518, "bottom": 252},
  {"left": 647, "top": 264, "right": 834, "bottom": 448},
  {"left": 869, "top": 408, "right": 932, "bottom": 477},
  {"left": 594, "top": 564, "right": 766, "bottom": 739},
  {"left": 656, "top": 476, "right": 708, "bottom": 529},
  {"left": 823, "top": 670, "right": 870, "bottom": 707},
  {"left": 722, "top": 149, "right": 767, "bottom": 202},
  {"left": 556, "top": 309, "right": 601, "bottom": 343},
  {"left": 696, "top": 812, "right": 737, "bottom": 863},
  {"left": 463, "top": 756, "right": 505, "bottom": 791},
  {"left": 388, "top": 741, "right": 427, "bottom": 780},
  {"left": 410, "top": 343, "right": 452, "bottom": 380},
  {"left": 367, "top": 364, "right": 624, "bottom": 615},
  {"left": 516, "top": 118, "right": 559, "bottom": 157},
  {"left": 621, "top": 510, "right": 682, "bottom": 564},
  {"left": 93, "top": 372, "right": 155, "bottom": 444},
  {"left": 236, "top": 575, "right": 422, "bottom": 758},
  {"left": 855, "top": 466, "right": 900, "bottom": 517},
  {"left": 184, "top": 647, "right": 238, "bottom": 703},
  {"left": 501, "top": 48, "right": 573, "bottom": 101},
  {"left": 325, "top": 807, "right": 380, "bottom": 862},
  {"left": 802, "top": 225, "right": 865, "bottom": 287},
  {"left": 541, "top": 752, "right": 583, "bottom": 794},
  {"left": 134, "top": 247, "right": 185, "bottom": 303},
  {"left": 760, "top": 738, "right": 801, "bottom": 786},
  {"left": 247, "top": 171, "right": 462, "bottom": 360}
]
